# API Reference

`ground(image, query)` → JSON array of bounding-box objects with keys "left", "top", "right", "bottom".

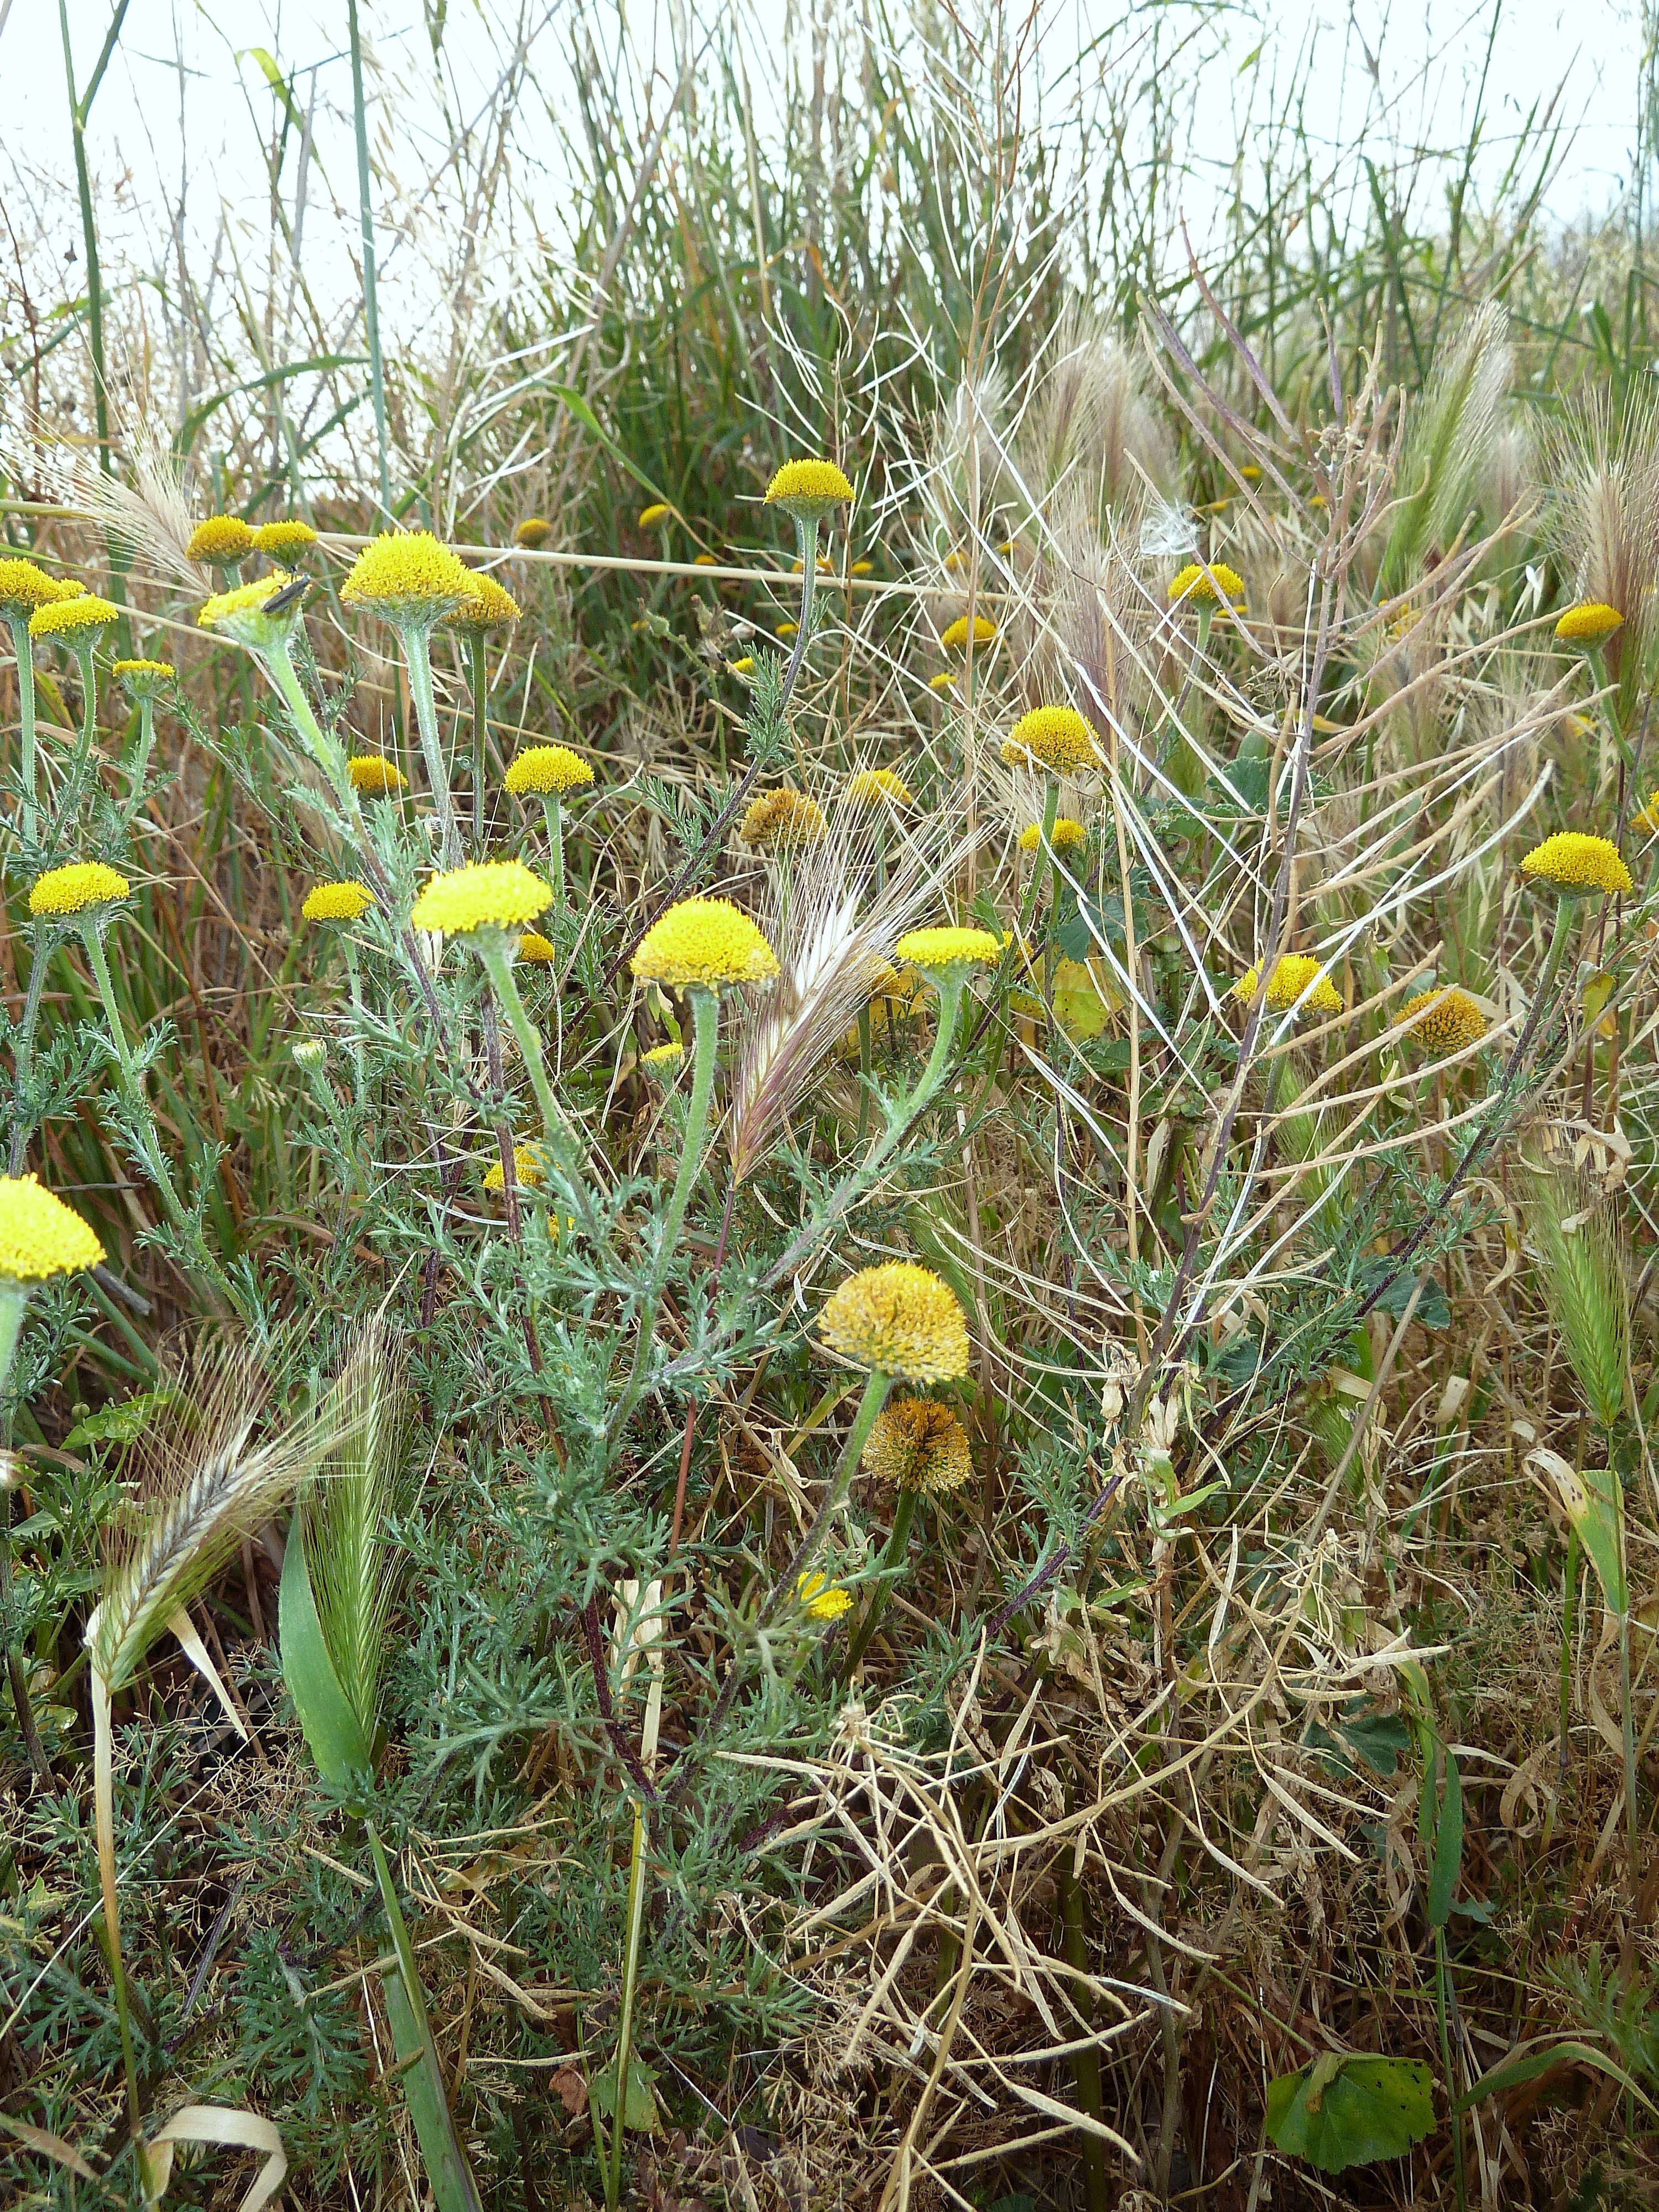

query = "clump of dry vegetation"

[{"left": 3, "top": 4, "right": 1658, "bottom": 2209}]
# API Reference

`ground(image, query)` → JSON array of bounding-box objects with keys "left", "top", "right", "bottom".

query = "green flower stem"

[
  {"left": 541, "top": 795, "right": 565, "bottom": 910},
  {"left": 0, "top": 1282, "right": 25, "bottom": 1401},
  {"left": 0, "top": 1280, "right": 54, "bottom": 1786},
  {"left": 49, "top": 643, "right": 101, "bottom": 840},
  {"left": 606, "top": 1802, "right": 650, "bottom": 2212},
  {"left": 468, "top": 633, "right": 489, "bottom": 854},
  {"left": 676, "top": 1367, "right": 893, "bottom": 1788},
  {"left": 126, "top": 695, "right": 155, "bottom": 807},
  {"left": 261, "top": 638, "right": 358, "bottom": 822},
  {"left": 80, "top": 922, "right": 235, "bottom": 1308},
  {"left": 761, "top": 970, "right": 968, "bottom": 1289},
  {"left": 342, "top": 936, "right": 368, "bottom": 1109},
  {"left": 473, "top": 933, "right": 598, "bottom": 1241},
  {"left": 6, "top": 614, "right": 38, "bottom": 848},
  {"left": 1018, "top": 779, "right": 1060, "bottom": 938},
  {"left": 842, "top": 1486, "right": 917, "bottom": 1677},
  {"left": 613, "top": 985, "right": 720, "bottom": 1434},
  {"left": 7, "top": 926, "right": 55, "bottom": 1176},
  {"left": 400, "top": 624, "right": 462, "bottom": 867},
  {"left": 780, "top": 517, "right": 820, "bottom": 702}
]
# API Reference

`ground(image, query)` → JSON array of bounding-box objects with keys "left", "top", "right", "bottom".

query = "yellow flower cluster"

[
  {"left": 1398, "top": 986, "right": 1488, "bottom": 1053},
  {"left": 1233, "top": 954, "right": 1342, "bottom": 1016},
  {"left": 0, "top": 560, "right": 76, "bottom": 618},
  {"left": 929, "top": 671, "right": 957, "bottom": 693},
  {"left": 765, "top": 458, "right": 855, "bottom": 516},
  {"left": 1169, "top": 561, "right": 1245, "bottom": 604},
  {"left": 818, "top": 1261, "right": 970, "bottom": 1382},
  {"left": 302, "top": 880, "right": 374, "bottom": 924},
  {"left": 630, "top": 898, "right": 779, "bottom": 992},
  {"left": 341, "top": 531, "right": 475, "bottom": 618},
  {"left": 451, "top": 574, "right": 521, "bottom": 635},
  {"left": 847, "top": 767, "right": 914, "bottom": 808},
  {"left": 638, "top": 502, "right": 672, "bottom": 529},
  {"left": 411, "top": 860, "right": 551, "bottom": 935},
  {"left": 941, "top": 614, "right": 998, "bottom": 650},
  {"left": 518, "top": 931, "right": 557, "bottom": 962},
  {"left": 187, "top": 515, "right": 254, "bottom": 565},
  {"left": 0, "top": 1174, "right": 104, "bottom": 1282},
  {"left": 254, "top": 519, "right": 319, "bottom": 559},
  {"left": 504, "top": 744, "right": 593, "bottom": 797},
  {"left": 1554, "top": 602, "right": 1623, "bottom": 644},
  {"left": 895, "top": 926, "right": 1000, "bottom": 973},
  {"left": 483, "top": 1145, "right": 545, "bottom": 1192},
  {"left": 641, "top": 1041, "right": 685, "bottom": 1070},
  {"left": 113, "top": 659, "right": 175, "bottom": 688},
  {"left": 862, "top": 1397, "right": 974, "bottom": 1494},
  {"left": 739, "top": 788, "right": 827, "bottom": 849},
  {"left": 513, "top": 518, "right": 552, "bottom": 549},
  {"left": 1520, "top": 833, "right": 1632, "bottom": 896},
  {"left": 29, "top": 594, "right": 121, "bottom": 642},
  {"left": 1002, "top": 705, "right": 1101, "bottom": 776},
  {"left": 796, "top": 1572, "right": 853, "bottom": 1622},
  {"left": 197, "top": 572, "right": 300, "bottom": 634},
  {"left": 1019, "top": 816, "right": 1086, "bottom": 853},
  {"left": 729, "top": 656, "right": 755, "bottom": 676},
  {"left": 349, "top": 755, "right": 408, "bottom": 796},
  {"left": 29, "top": 862, "right": 131, "bottom": 918}
]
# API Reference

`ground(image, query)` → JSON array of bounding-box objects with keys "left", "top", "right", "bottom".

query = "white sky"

[{"left": 0, "top": 0, "right": 1646, "bottom": 361}]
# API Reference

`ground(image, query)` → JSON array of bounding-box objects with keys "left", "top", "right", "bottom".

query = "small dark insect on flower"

[{"left": 262, "top": 578, "right": 311, "bottom": 615}]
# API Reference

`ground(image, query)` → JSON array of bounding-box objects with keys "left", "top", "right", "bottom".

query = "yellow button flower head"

[
  {"left": 518, "top": 931, "right": 557, "bottom": 962},
  {"left": 113, "top": 658, "right": 175, "bottom": 699},
  {"left": 504, "top": 744, "right": 593, "bottom": 797},
  {"left": 764, "top": 457, "right": 855, "bottom": 523},
  {"left": 1169, "top": 561, "right": 1245, "bottom": 604},
  {"left": 896, "top": 925, "right": 1001, "bottom": 976},
  {"left": 197, "top": 571, "right": 304, "bottom": 650},
  {"left": 863, "top": 1396, "right": 974, "bottom": 1494},
  {"left": 29, "top": 862, "right": 131, "bottom": 919},
  {"left": 729, "top": 655, "right": 755, "bottom": 675},
  {"left": 1554, "top": 601, "right": 1623, "bottom": 644},
  {"left": 1398, "top": 986, "right": 1487, "bottom": 1053},
  {"left": 253, "top": 519, "right": 319, "bottom": 560},
  {"left": 850, "top": 559, "right": 875, "bottom": 576},
  {"left": 1002, "top": 705, "right": 1102, "bottom": 776},
  {"left": 187, "top": 515, "right": 255, "bottom": 567},
  {"left": 847, "top": 767, "right": 914, "bottom": 809},
  {"left": 301, "top": 880, "right": 374, "bottom": 924},
  {"left": 1232, "top": 953, "right": 1342, "bottom": 1016},
  {"left": 819, "top": 1261, "right": 970, "bottom": 1383},
  {"left": 341, "top": 530, "right": 475, "bottom": 626},
  {"left": 1520, "top": 832, "right": 1632, "bottom": 897},
  {"left": 483, "top": 1144, "right": 545, "bottom": 1192},
  {"left": 739, "top": 788, "right": 827, "bottom": 850},
  {"left": 775, "top": 620, "right": 799, "bottom": 639},
  {"left": 941, "top": 614, "right": 998, "bottom": 650},
  {"left": 0, "top": 1173, "right": 104, "bottom": 1282},
  {"left": 638, "top": 502, "right": 672, "bottom": 529},
  {"left": 411, "top": 860, "right": 552, "bottom": 936},
  {"left": 641, "top": 1041, "right": 685, "bottom": 1072},
  {"left": 929, "top": 671, "right": 957, "bottom": 693},
  {"left": 693, "top": 551, "right": 719, "bottom": 566},
  {"left": 797, "top": 1572, "right": 853, "bottom": 1622},
  {"left": 1019, "top": 816, "right": 1086, "bottom": 853},
  {"left": 449, "top": 573, "right": 520, "bottom": 635},
  {"left": 348, "top": 754, "right": 408, "bottom": 796},
  {"left": 631, "top": 898, "right": 779, "bottom": 992},
  {"left": 29, "top": 594, "right": 121, "bottom": 644},
  {"left": 513, "top": 517, "right": 553, "bottom": 549},
  {"left": 0, "top": 559, "right": 76, "bottom": 621}
]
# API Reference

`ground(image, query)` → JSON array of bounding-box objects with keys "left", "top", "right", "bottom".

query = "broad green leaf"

[
  {"left": 593, "top": 2053, "right": 661, "bottom": 2133},
  {"left": 278, "top": 1525, "right": 372, "bottom": 1794},
  {"left": 1266, "top": 2054, "right": 1435, "bottom": 2172},
  {"left": 1426, "top": 1751, "right": 1462, "bottom": 1928}
]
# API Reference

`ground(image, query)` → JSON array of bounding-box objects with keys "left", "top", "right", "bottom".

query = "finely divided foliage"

[{"left": 4, "top": 4, "right": 1659, "bottom": 2209}]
